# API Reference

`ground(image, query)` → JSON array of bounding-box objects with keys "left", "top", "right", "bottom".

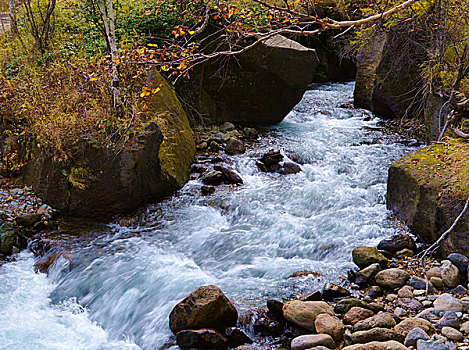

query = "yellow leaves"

[
  {"left": 89, "top": 77, "right": 98, "bottom": 82},
  {"left": 161, "top": 65, "right": 170, "bottom": 71}
]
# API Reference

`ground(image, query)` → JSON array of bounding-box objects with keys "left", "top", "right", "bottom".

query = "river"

[{"left": 0, "top": 82, "right": 418, "bottom": 349}]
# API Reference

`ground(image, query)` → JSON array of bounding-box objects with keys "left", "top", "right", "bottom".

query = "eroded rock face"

[
  {"left": 24, "top": 71, "right": 195, "bottom": 219},
  {"left": 386, "top": 138, "right": 469, "bottom": 256},
  {"left": 176, "top": 35, "right": 318, "bottom": 126},
  {"left": 169, "top": 285, "right": 238, "bottom": 335}
]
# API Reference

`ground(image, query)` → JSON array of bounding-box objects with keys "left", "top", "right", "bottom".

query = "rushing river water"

[{"left": 0, "top": 82, "right": 418, "bottom": 350}]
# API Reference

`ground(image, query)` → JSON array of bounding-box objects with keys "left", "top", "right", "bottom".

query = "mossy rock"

[
  {"left": 24, "top": 71, "right": 195, "bottom": 219},
  {"left": 352, "top": 246, "right": 388, "bottom": 269},
  {"left": 387, "top": 137, "right": 469, "bottom": 255}
]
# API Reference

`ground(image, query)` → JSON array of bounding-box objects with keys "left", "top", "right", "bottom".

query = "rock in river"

[
  {"left": 176, "top": 328, "right": 227, "bottom": 349},
  {"left": 169, "top": 285, "right": 238, "bottom": 334},
  {"left": 283, "top": 300, "right": 334, "bottom": 331},
  {"left": 352, "top": 246, "right": 389, "bottom": 268}
]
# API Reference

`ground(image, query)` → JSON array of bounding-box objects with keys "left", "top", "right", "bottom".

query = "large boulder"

[
  {"left": 386, "top": 138, "right": 469, "bottom": 256},
  {"left": 176, "top": 35, "right": 318, "bottom": 125},
  {"left": 24, "top": 71, "right": 195, "bottom": 219},
  {"left": 169, "top": 285, "right": 238, "bottom": 334}
]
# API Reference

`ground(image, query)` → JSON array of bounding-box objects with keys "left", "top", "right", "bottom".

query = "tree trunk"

[
  {"left": 98, "top": 0, "right": 120, "bottom": 108},
  {"left": 8, "top": 0, "right": 18, "bottom": 37}
]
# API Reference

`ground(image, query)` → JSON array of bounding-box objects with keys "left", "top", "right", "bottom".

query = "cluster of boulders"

[
  {"left": 170, "top": 234, "right": 469, "bottom": 350},
  {"left": 256, "top": 149, "right": 302, "bottom": 175},
  {"left": 0, "top": 180, "right": 55, "bottom": 260}
]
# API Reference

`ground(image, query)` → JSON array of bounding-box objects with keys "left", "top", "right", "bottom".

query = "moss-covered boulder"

[
  {"left": 177, "top": 35, "right": 318, "bottom": 125},
  {"left": 387, "top": 138, "right": 469, "bottom": 255},
  {"left": 24, "top": 71, "right": 195, "bottom": 219}
]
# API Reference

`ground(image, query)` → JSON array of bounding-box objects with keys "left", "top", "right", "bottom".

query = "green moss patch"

[{"left": 395, "top": 137, "right": 469, "bottom": 199}]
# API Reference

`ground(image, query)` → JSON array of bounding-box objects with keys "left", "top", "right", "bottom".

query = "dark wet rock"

[
  {"left": 356, "top": 263, "right": 381, "bottom": 285},
  {"left": 224, "top": 327, "right": 252, "bottom": 347},
  {"left": 15, "top": 213, "right": 42, "bottom": 227},
  {"left": 267, "top": 299, "right": 285, "bottom": 322},
  {"left": 201, "top": 171, "right": 224, "bottom": 186},
  {"left": 0, "top": 222, "right": 17, "bottom": 255},
  {"left": 377, "top": 234, "right": 416, "bottom": 255},
  {"left": 225, "top": 138, "right": 246, "bottom": 155},
  {"left": 395, "top": 298, "right": 423, "bottom": 312},
  {"left": 408, "top": 276, "right": 438, "bottom": 293},
  {"left": 353, "top": 312, "right": 396, "bottom": 332},
  {"left": 291, "top": 334, "right": 335, "bottom": 350},
  {"left": 214, "top": 165, "right": 243, "bottom": 185},
  {"left": 314, "top": 313, "right": 345, "bottom": 342},
  {"left": 447, "top": 253, "right": 469, "bottom": 274},
  {"left": 449, "top": 285, "right": 467, "bottom": 295},
  {"left": 416, "top": 339, "right": 449, "bottom": 350},
  {"left": 191, "top": 164, "right": 208, "bottom": 173},
  {"left": 201, "top": 185, "right": 216, "bottom": 195},
  {"left": 283, "top": 300, "right": 334, "bottom": 331},
  {"left": 257, "top": 150, "right": 284, "bottom": 173},
  {"left": 169, "top": 285, "right": 238, "bottom": 334},
  {"left": 322, "top": 283, "right": 350, "bottom": 301},
  {"left": 221, "top": 122, "right": 235, "bottom": 132},
  {"left": 375, "top": 268, "right": 410, "bottom": 289},
  {"left": 239, "top": 308, "right": 283, "bottom": 336},
  {"left": 279, "top": 162, "right": 302, "bottom": 175},
  {"left": 335, "top": 298, "right": 374, "bottom": 314},
  {"left": 364, "top": 286, "right": 383, "bottom": 299},
  {"left": 243, "top": 128, "right": 259, "bottom": 140},
  {"left": 404, "top": 327, "right": 430, "bottom": 347},
  {"left": 350, "top": 328, "right": 403, "bottom": 344},
  {"left": 176, "top": 328, "right": 227, "bottom": 349},
  {"left": 35, "top": 251, "right": 70, "bottom": 274},
  {"left": 436, "top": 310, "right": 459, "bottom": 329},
  {"left": 394, "top": 318, "right": 436, "bottom": 337},
  {"left": 301, "top": 290, "right": 323, "bottom": 301},
  {"left": 210, "top": 140, "right": 221, "bottom": 150}
]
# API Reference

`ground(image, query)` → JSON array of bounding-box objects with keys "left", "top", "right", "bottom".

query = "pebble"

[
  {"left": 404, "top": 327, "right": 430, "bottom": 347},
  {"left": 441, "top": 260, "right": 460, "bottom": 288},
  {"left": 434, "top": 293, "right": 463, "bottom": 313},
  {"left": 417, "top": 339, "right": 449, "bottom": 350},
  {"left": 436, "top": 310, "right": 460, "bottom": 329},
  {"left": 441, "top": 326, "right": 463, "bottom": 341}
]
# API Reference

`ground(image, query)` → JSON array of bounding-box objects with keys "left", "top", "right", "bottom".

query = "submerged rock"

[{"left": 169, "top": 285, "right": 238, "bottom": 334}]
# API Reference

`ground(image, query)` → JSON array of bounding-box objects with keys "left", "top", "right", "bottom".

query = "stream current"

[{"left": 0, "top": 82, "right": 418, "bottom": 349}]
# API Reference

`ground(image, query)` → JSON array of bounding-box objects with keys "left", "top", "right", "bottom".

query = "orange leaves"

[{"left": 140, "top": 83, "right": 163, "bottom": 99}]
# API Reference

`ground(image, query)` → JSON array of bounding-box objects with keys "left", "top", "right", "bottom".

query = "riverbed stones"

[
  {"left": 461, "top": 297, "right": 469, "bottom": 312},
  {"left": 224, "top": 327, "right": 252, "bottom": 347},
  {"left": 436, "top": 310, "right": 459, "bottom": 329},
  {"left": 335, "top": 298, "right": 372, "bottom": 314},
  {"left": 257, "top": 150, "right": 284, "bottom": 172},
  {"left": 433, "top": 293, "right": 463, "bottom": 313},
  {"left": 416, "top": 308, "right": 439, "bottom": 322},
  {"left": 427, "top": 267, "right": 442, "bottom": 279},
  {"left": 169, "top": 285, "right": 238, "bottom": 334},
  {"left": 356, "top": 263, "right": 382, "bottom": 285},
  {"left": 0, "top": 222, "right": 17, "bottom": 255},
  {"left": 15, "top": 213, "right": 42, "bottom": 227},
  {"left": 322, "top": 282, "right": 351, "bottom": 301},
  {"left": 283, "top": 300, "right": 334, "bottom": 331},
  {"left": 441, "top": 260, "right": 460, "bottom": 288},
  {"left": 225, "top": 138, "right": 246, "bottom": 155},
  {"left": 460, "top": 320, "right": 469, "bottom": 333},
  {"left": 214, "top": 165, "right": 243, "bottom": 185},
  {"left": 404, "top": 327, "right": 430, "bottom": 347},
  {"left": 342, "top": 340, "right": 408, "bottom": 350},
  {"left": 408, "top": 276, "right": 438, "bottom": 293},
  {"left": 377, "top": 234, "right": 416, "bottom": 255},
  {"left": 394, "top": 317, "right": 435, "bottom": 337},
  {"left": 291, "top": 334, "right": 335, "bottom": 350},
  {"left": 343, "top": 307, "right": 375, "bottom": 325},
  {"left": 201, "top": 171, "right": 224, "bottom": 186},
  {"left": 398, "top": 286, "right": 414, "bottom": 299},
  {"left": 353, "top": 312, "right": 396, "bottom": 332},
  {"left": 314, "top": 313, "right": 345, "bottom": 342},
  {"left": 352, "top": 247, "right": 388, "bottom": 269},
  {"left": 349, "top": 327, "right": 403, "bottom": 344},
  {"left": 176, "top": 328, "right": 227, "bottom": 349},
  {"left": 447, "top": 253, "right": 469, "bottom": 274},
  {"left": 430, "top": 277, "right": 444, "bottom": 290},
  {"left": 375, "top": 268, "right": 410, "bottom": 289},
  {"left": 441, "top": 326, "right": 463, "bottom": 341},
  {"left": 395, "top": 298, "right": 423, "bottom": 312},
  {"left": 416, "top": 339, "right": 449, "bottom": 350}
]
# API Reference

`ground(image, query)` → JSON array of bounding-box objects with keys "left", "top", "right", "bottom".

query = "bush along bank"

[{"left": 169, "top": 234, "right": 469, "bottom": 350}]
